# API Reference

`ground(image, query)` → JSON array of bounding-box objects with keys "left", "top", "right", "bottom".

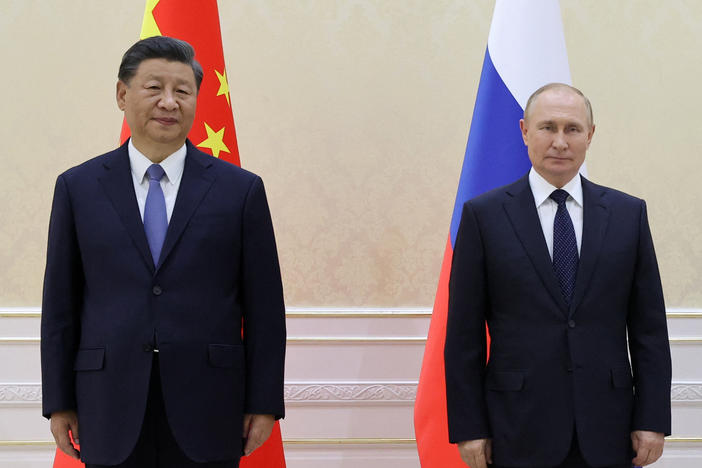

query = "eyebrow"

[
  {"left": 536, "top": 119, "right": 584, "bottom": 128},
  {"left": 143, "top": 74, "right": 194, "bottom": 86}
]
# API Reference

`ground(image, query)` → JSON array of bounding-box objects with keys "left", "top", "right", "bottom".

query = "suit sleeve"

[
  {"left": 445, "top": 201, "right": 490, "bottom": 443},
  {"left": 240, "top": 176, "right": 286, "bottom": 419},
  {"left": 627, "top": 200, "right": 672, "bottom": 435},
  {"left": 40, "top": 174, "right": 84, "bottom": 419}
]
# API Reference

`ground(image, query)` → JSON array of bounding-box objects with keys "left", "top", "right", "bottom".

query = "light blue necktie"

[
  {"left": 550, "top": 189, "right": 579, "bottom": 305},
  {"left": 144, "top": 164, "right": 167, "bottom": 265}
]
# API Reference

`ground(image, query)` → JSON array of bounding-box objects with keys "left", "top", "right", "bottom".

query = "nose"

[
  {"left": 552, "top": 130, "right": 568, "bottom": 151},
  {"left": 158, "top": 90, "right": 178, "bottom": 111}
]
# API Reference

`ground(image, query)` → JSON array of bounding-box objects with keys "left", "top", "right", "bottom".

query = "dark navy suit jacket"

[
  {"left": 41, "top": 140, "right": 286, "bottom": 465},
  {"left": 445, "top": 174, "right": 671, "bottom": 467}
]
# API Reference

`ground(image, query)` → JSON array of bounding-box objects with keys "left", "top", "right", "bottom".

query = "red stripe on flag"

[
  {"left": 415, "top": 237, "right": 490, "bottom": 467},
  {"left": 414, "top": 237, "right": 464, "bottom": 467}
]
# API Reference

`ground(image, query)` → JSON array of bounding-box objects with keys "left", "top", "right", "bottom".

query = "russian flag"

[{"left": 414, "top": 1, "right": 571, "bottom": 466}]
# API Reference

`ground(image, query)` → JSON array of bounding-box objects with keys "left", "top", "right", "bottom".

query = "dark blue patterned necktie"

[
  {"left": 550, "top": 189, "right": 578, "bottom": 305},
  {"left": 144, "top": 164, "right": 167, "bottom": 265}
]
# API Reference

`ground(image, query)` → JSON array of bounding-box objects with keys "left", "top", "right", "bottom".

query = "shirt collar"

[
  {"left": 128, "top": 139, "right": 187, "bottom": 186},
  {"left": 528, "top": 168, "right": 583, "bottom": 208}
]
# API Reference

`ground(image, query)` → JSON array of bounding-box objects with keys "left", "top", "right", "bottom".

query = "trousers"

[
  {"left": 86, "top": 354, "right": 238, "bottom": 468},
  {"left": 491, "top": 432, "right": 632, "bottom": 468}
]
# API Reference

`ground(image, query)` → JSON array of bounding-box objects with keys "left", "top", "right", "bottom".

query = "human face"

[
  {"left": 116, "top": 58, "right": 197, "bottom": 162},
  {"left": 519, "top": 88, "right": 595, "bottom": 188}
]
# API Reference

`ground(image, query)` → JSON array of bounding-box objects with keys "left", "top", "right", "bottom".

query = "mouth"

[{"left": 153, "top": 117, "right": 178, "bottom": 126}]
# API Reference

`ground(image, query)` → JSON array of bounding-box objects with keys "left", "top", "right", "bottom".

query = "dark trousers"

[
  {"left": 491, "top": 433, "right": 632, "bottom": 468},
  {"left": 87, "top": 355, "right": 237, "bottom": 468}
]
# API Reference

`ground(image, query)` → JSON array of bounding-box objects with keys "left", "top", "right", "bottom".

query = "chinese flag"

[{"left": 53, "top": 1, "right": 286, "bottom": 467}]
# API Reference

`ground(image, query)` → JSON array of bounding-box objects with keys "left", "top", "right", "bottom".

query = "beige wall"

[{"left": 0, "top": 1, "right": 700, "bottom": 307}]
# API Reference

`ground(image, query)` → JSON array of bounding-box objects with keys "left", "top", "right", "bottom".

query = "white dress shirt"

[
  {"left": 128, "top": 139, "right": 186, "bottom": 223},
  {"left": 528, "top": 168, "right": 583, "bottom": 259}
]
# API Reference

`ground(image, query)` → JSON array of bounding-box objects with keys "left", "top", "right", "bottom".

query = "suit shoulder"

[
  {"left": 206, "top": 154, "right": 259, "bottom": 181},
  {"left": 584, "top": 178, "right": 645, "bottom": 207},
  {"left": 58, "top": 146, "right": 125, "bottom": 182},
  {"left": 462, "top": 177, "right": 527, "bottom": 212},
  {"left": 187, "top": 147, "right": 264, "bottom": 196}
]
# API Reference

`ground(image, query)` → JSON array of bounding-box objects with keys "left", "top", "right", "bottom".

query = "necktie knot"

[
  {"left": 550, "top": 189, "right": 570, "bottom": 206},
  {"left": 146, "top": 164, "right": 166, "bottom": 182}
]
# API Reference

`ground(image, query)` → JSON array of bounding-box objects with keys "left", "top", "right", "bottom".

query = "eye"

[{"left": 176, "top": 89, "right": 190, "bottom": 95}]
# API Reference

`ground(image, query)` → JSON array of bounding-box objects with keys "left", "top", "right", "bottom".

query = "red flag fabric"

[
  {"left": 119, "top": 0, "right": 240, "bottom": 166},
  {"left": 414, "top": 240, "right": 465, "bottom": 467},
  {"left": 53, "top": 1, "right": 285, "bottom": 466}
]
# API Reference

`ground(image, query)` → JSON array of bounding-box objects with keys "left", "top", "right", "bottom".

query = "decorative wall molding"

[
  {"left": 4, "top": 382, "right": 702, "bottom": 404},
  {"left": 3, "top": 306, "right": 702, "bottom": 318},
  {"left": 672, "top": 383, "right": 702, "bottom": 402},
  {"left": 4, "top": 336, "right": 702, "bottom": 345},
  {"left": 286, "top": 307, "right": 432, "bottom": 318},
  {"left": 0, "top": 384, "right": 41, "bottom": 403},
  {"left": 285, "top": 382, "right": 416, "bottom": 402},
  {"left": 2, "top": 438, "right": 702, "bottom": 447}
]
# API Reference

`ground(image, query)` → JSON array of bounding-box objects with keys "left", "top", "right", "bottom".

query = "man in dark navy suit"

[
  {"left": 445, "top": 83, "right": 671, "bottom": 468},
  {"left": 41, "top": 36, "right": 286, "bottom": 467}
]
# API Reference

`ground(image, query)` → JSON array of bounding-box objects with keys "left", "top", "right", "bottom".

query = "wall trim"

[
  {"left": 4, "top": 336, "right": 702, "bottom": 345},
  {"left": 2, "top": 306, "right": 702, "bottom": 319},
  {"left": 0, "top": 384, "right": 41, "bottom": 403},
  {"left": 4, "top": 382, "right": 702, "bottom": 404},
  {"left": 0, "top": 336, "right": 430, "bottom": 344},
  {"left": 285, "top": 381, "right": 416, "bottom": 402},
  {"left": 1, "top": 438, "right": 701, "bottom": 447},
  {"left": 287, "top": 336, "right": 426, "bottom": 343},
  {"left": 672, "top": 383, "right": 702, "bottom": 402}
]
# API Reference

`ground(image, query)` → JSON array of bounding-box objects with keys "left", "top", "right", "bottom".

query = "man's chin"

[{"left": 148, "top": 131, "right": 187, "bottom": 146}]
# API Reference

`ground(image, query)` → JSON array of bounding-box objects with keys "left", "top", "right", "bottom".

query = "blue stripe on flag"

[{"left": 449, "top": 48, "right": 532, "bottom": 247}]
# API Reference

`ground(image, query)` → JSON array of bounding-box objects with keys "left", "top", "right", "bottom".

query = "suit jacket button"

[
  {"left": 568, "top": 319, "right": 576, "bottom": 328},
  {"left": 152, "top": 285, "right": 163, "bottom": 296}
]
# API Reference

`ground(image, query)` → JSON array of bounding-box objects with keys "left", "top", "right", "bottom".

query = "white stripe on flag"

[{"left": 487, "top": 0, "right": 572, "bottom": 110}]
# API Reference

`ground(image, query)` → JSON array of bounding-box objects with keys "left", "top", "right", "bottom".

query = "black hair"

[{"left": 118, "top": 36, "right": 203, "bottom": 90}]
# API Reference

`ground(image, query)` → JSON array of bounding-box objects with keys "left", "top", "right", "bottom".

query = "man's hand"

[
  {"left": 631, "top": 430, "right": 665, "bottom": 466},
  {"left": 242, "top": 414, "right": 275, "bottom": 456},
  {"left": 457, "top": 438, "right": 492, "bottom": 468},
  {"left": 50, "top": 410, "right": 80, "bottom": 460}
]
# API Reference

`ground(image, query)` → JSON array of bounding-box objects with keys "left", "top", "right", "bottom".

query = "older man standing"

[
  {"left": 445, "top": 83, "right": 671, "bottom": 468},
  {"left": 41, "top": 36, "right": 286, "bottom": 468}
]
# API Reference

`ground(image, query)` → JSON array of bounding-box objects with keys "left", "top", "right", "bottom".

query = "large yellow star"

[
  {"left": 140, "top": 0, "right": 161, "bottom": 39},
  {"left": 197, "top": 123, "right": 230, "bottom": 158},
  {"left": 215, "top": 69, "right": 230, "bottom": 106}
]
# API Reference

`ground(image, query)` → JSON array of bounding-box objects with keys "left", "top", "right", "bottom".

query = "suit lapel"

[
  {"left": 156, "top": 142, "right": 216, "bottom": 271},
  {"left": 98, "top": 143, "right": 155, "bottom": 272},
  {"left": 569, "top": 177, "right": 609, "bottom": 317},
  {"left": 503, "top": 176, "right": 569, "bottom": 314}
]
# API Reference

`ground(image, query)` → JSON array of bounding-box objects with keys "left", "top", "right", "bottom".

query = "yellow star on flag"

[
  {"left": 215, "top": 69, "right": 230, "bottom": 106},
  {"left": 140, "top": 0, "right": 162, "bottom": 39},
  {"left": 197, "top": 122, "right": 230, "bottom": 158}
]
